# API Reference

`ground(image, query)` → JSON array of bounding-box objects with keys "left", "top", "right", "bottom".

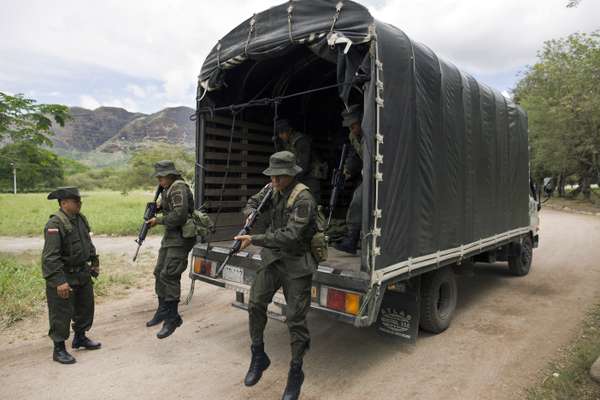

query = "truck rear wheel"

[
  {"left": 419, "top": 267, "right": 458, "bottom": 334},
  {"left": 508, "top": 235, "right": 533, "bottom": 276}
]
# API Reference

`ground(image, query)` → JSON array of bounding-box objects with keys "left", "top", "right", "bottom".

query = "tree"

[
  {"left": 514, "top": 31, "right": 600, "bottom": 200},
  {"left": 0, "top": 142, "right": 64, "bottom": 191},
  {"left": 126, "top": 144, "right": 195, "bottom": 189},
  {"left": 0, "top": 92, "right": 70, "bottom": 146}
]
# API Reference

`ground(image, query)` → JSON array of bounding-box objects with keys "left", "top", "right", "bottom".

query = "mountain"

[{"left": 51, "top": 106, "right": 195, "bottom": 153}]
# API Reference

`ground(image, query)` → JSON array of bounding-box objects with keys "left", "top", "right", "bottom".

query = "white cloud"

[
  {"left": 79, "top": 95, "right": 101, "bottom": 110},
  {"left": 126, "top": 84, "right": 147, "bottom": 98},
  {"left": 369, "top": 0, "right": 599, "bottom": 75},
  {"left": 1, "top": 0, "right": 599, "bottom": 111}
]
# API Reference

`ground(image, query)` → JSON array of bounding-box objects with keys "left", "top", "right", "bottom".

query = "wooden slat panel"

[
  {"left": 207, "top": 212, "right": 244, "bottom": 226},
  {"left": 205, "top": 152, "right": 269, "bottom": 163},
  {"left": 203, "top": 177, "right": 268, "bottom": 185},
  {"left": 206, "top": 127, "right": 273, "bottom": 144},
  {"left": 205, "top": 200, "right": 247, "bottom": 208},
  {"left": 208, "top": 115, "right": 272, "bottom": 133},
  {"left": 204, "top": 189, "right": 262, "bottom": 197},
  {"left": 205, "top": 164, "right": 264, "bottom": 174},
  {"left": 206, "top": 140, "right": 274, "bottom": 153}
]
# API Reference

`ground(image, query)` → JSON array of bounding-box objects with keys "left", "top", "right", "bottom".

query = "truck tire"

[
  {"left": 419, "top": 267, "right": 458, "bottom": 334},
  {"left": 508, "top": 235, "right": 533, "bottom": 276}
]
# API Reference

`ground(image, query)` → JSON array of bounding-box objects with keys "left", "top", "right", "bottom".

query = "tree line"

[
  {"left": 514, "top": 31, "right": 600, "bottom": 200},
  {"left": 2, "top": 29, "right": 599, "bottom": 200}
]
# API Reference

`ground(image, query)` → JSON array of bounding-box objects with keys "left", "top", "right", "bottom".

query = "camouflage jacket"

[
  {"left": 282, "top": 131, "right": 312, "bottom": 180},
  {"left": 244, "top": 181, "right": 317, "bottom": 278},
  {"left": 344, "top": 132, "right": 364, "bottom": 178},
  {"left": 156, "top": 179, "right": 195, "bottom": 248},
  {"left": 42, "top": 209, "right": 97, "bottom": 287}
]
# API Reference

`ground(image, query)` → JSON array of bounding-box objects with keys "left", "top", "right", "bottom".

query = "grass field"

[
  {"left": 0, "top": 190, "right": 162, "bottom": 236},
  {"left": 526, "top": 303, "right": 600, "bottom": 400},
  {"left": 0, "top": 251, "right": 154, "bottom": 329}
]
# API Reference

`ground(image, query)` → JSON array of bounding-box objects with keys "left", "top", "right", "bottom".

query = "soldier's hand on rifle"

[
  {"left": 90, "top": 255, "right": 100, "bottom": 277},
  {"left": 234, "top": 235, "right": 252, "bottom": 250},
  {"left": 147, "top": 217, "right": 158, "bottom": 227},
  {"left": 57, "top": 282, "right": 72, "bottom": 299}
]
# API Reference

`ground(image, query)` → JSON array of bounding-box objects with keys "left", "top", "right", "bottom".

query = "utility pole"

[{"left": 10, "top": 162, "right": 16, "bottom": 194}]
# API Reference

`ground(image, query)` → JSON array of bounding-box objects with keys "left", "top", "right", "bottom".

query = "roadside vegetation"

[
  {"left": 0, "top": 251, "right": 154, "bottom": 329},
  {"left": 526, "top": 303, "right": 600, "bottom": 400},
  {"left": 0, "top": 191, "right": 164, "bottom": 236},
  {"left": 515, "top": 31, "right": 600, "bottom": 200}
]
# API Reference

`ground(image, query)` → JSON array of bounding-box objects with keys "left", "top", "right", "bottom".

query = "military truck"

[{"left": 188, "top": 0, "right": 540, "bottom": 341}]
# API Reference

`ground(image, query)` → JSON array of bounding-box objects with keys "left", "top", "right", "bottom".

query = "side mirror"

[{"left": 542, "top": 177, "right": 554, "bottom": 197}]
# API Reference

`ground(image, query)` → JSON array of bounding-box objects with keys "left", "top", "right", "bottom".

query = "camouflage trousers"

[
  {"left": 347, "top": 181, "right": 362, "bottom": 227},
  {"left": 46, "top": 276, "right": 94, "bottom": 342},
  {"left": 154, "top": 246, "right": 191, "bottom": 302},
  {"left": 248, "top": 261, "right": 312, "bottom": 362}
]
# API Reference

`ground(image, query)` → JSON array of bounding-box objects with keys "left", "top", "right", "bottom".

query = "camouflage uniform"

[
  {"left": 242, "top": 151, "right": 316, "bottom": 400},
  {"left": 42, "top": 186, "right": 101, "bottom": 364},
  {"left": 281, "top": 131, "right": 322, "bottom": 203},
  {"left": 344, "top": 130, "right": 363, "bottom": 227},
  {"left": 335, "top": 105, "right": 364, "bottom": 254},
  {"left": 154, "top": 179, "right": 195, "bottom": 302},
  {"left": 148, "top": 160, "right": 195, "bottom": 339},
  {"left": 245, "top": 181, "right": 317, "bottom": 361},
  {"left": 43, "top": 209, "right": 97, "bottom": 342}
]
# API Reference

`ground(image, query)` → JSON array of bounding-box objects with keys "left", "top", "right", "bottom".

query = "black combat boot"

[
  {"left": 333, "top": 225, "right": 360, "bottom": 255},
  {"left": 281, "top": 360, "right": 304, "bottom": 400},
  {"left": 53, "top": 341, "right": 76, "bottom": 364},
  {"left": 72, "top": 331, "right": 102, "bottom": 350},
  {"left": 146, "top": 297, "right": 168, "bottom": 327},
  {"left": 156, "top": 301, "right": 183, "bottom": 339},
  {"left": 244, "top": 343, "right": 271, "bottom": 386}
]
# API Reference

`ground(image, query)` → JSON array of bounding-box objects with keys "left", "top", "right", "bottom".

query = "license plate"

[{"left": 222, "top": 265, "right": 244, "bottom": 283}]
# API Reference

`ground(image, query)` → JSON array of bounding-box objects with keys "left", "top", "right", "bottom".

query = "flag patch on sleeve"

[{"left": 47, "top": 228, "right": 59, "bottom": 234}]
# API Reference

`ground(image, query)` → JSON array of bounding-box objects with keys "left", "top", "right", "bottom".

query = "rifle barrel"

[{"left": 132, "top": 244, "right": 142, "bottom": 262}]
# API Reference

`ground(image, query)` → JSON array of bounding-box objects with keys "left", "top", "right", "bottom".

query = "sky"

[{"left": 0, "top": 0, "right": 598, "bottom": 114}]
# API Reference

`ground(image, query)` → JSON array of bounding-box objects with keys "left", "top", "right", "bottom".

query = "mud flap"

[{"left": 375, "top": 277, "right": 421, "bottom": 344}]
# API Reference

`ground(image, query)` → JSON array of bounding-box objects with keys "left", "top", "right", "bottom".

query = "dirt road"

[{"left": 1, "top": 208, "right": 600, "bottom": 400}]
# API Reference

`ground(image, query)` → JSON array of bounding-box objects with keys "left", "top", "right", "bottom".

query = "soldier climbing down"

[
  {"left": 234, "top": 151, "right": 318, "bottom": 400},
  {"left": 145, "top": 160, "right": 196, "bottom": 339}
]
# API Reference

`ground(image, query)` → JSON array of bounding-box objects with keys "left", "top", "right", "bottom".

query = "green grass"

[
  {"left": 0, "top": 190, "right": 163, "bottom": 236},
  {"left": 0, "top": 253, "right": 46, "bottom": 328},
  {"left": 0, "top": 252, "right": 154, "bottom": 329},
  {"left": 526, "top": 303, "right": 600, "bottom": 400}
]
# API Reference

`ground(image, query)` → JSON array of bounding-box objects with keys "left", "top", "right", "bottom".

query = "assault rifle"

[
  {"left": 215, "top": 183, "right": 274, "bottom": 277},
  {"left": 133, "top": 185, "right": 164, "bottom": 261},
  {"left": 327, "top": 143, "right": 348, "bottom": 227}
]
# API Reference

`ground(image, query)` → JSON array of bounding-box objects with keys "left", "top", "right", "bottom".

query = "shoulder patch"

[
  {"left": 292, "top": 201, "right": 311, "bottom": 224},
  {"left": 47, "top": 228, "right": 59, "bottom": 235},
  {"left": 172, "top": 193, "right": 184, "bottom": 207}
]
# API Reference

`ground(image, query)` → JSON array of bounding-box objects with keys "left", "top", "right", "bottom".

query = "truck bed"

[
  {"left": 203, "top": 240, "right": 362, "bottom": 272},
  {"left": 193, "top": 241, "right": 370, "bottom": 292}
]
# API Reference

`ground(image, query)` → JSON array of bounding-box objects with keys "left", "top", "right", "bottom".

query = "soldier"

[
  {"left": 42, "top": 187, "right": 101, "bottom": 364},
  {"left": 334, "top": 104, "right": 363, "bottom": 255},
  {"left": 146, "top": 160, "right": 195, "bottom": 339},
  {"left": 235, "top": 151, "right": 317, "bottom": 400},
  {"left": 276, "top": 118, "right": 324, "bottom": 203}
]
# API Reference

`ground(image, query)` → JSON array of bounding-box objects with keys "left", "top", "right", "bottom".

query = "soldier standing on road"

[
  {"left": 276, "top": 119, "right": 325, "bottom": 203},
  {"left": 42, "top": 187, "right": 101, "bottom": 364},
  {"left": 334, "top": 104, "right": 363, "bottom": 255},
  {"left": 235, "top": 151, "right": 317, "bottom": 400},
  {"left": 145, "top": 160, "right": 195, "bottom": 339}
]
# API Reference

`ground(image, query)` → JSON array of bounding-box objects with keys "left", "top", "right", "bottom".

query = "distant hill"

[{"left": 51, "top": 106, "right": 195, "bottom": 153}]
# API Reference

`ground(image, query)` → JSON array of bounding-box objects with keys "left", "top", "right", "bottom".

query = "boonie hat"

[{"left": 262, "top": 151, "right": 302, "bottom": 177}]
